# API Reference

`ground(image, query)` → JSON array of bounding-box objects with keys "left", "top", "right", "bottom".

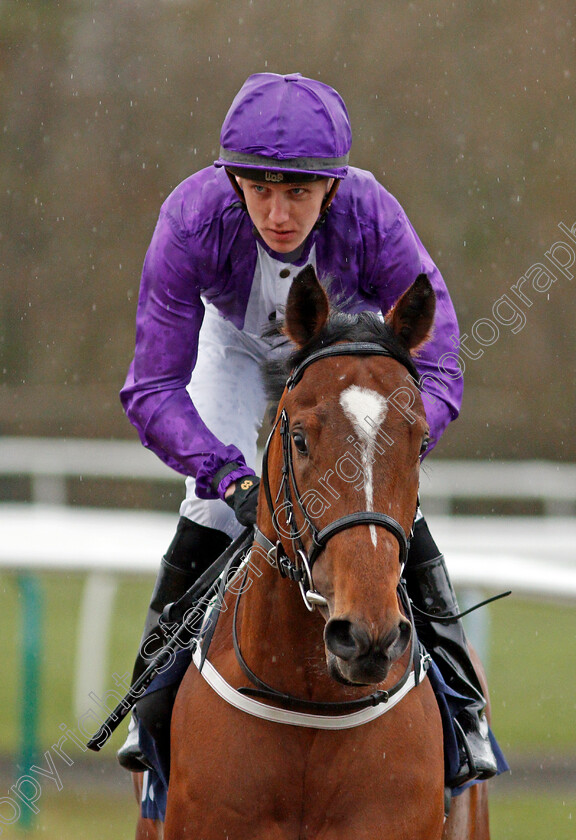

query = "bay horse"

[{"left": 135, "top": 267, "right": 490, "bottom": 839}]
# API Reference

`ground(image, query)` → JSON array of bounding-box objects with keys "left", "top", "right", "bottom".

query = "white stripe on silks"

[{"left": 191, "top": 645, "right": 427, "bottom": 730}]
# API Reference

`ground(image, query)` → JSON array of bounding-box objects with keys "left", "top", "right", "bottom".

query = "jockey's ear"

[
  {"left": 386, "top": 274, "right": 436, "bottom": 352},
  {"left": 284, "top": 265, "right": 330, "bottom": 347}
]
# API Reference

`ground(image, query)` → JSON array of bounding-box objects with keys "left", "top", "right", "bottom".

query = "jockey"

[{"left": 118, "top": 72, "right": 497, "bottom": 785}]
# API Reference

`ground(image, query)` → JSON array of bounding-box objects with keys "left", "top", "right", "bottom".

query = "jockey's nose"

[
  {"left": 268, "top": 193, "right": 290, "bottom": 224},
  {"left": 324, "top": 616, "right": 411, "bottom": 663}
]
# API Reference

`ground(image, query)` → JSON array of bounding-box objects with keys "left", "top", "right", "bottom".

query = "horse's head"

[{"left": 260, "top": 265, "right": 435, "bottom": 687}]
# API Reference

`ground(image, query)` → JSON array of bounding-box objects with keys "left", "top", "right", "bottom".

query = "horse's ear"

[
  {"left": 386, "top": 274, "right": 436, "bottom": 351},
  {"left": 284, "top": 265, "right": 330, "bottom": 347}
]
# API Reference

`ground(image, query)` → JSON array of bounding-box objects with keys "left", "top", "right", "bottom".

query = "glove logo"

[{"left": 240, "top": 479, "right": 254, "bottom": 490}]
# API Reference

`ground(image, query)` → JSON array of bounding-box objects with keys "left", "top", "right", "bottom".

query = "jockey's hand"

[{"left": 224, "top": 476, "right": 260, "bottom": 526}]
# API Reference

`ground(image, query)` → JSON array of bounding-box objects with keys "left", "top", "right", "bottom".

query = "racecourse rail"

[{"left": 1, "top": 436, "right": 575, "bottom": 814}]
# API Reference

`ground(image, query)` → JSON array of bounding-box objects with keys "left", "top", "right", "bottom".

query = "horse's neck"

[
  {"left": 233, "top": 555, "right": 330, "bottom": 699},
  {"left": 215, "top": 540, "right": 412, "bottom": 704}
]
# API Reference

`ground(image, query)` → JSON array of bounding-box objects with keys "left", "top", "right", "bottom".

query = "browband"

[{"left": 286, "top": 342, "right": 419, "bottom": 390}]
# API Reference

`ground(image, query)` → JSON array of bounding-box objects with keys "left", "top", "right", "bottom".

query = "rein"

[
  {"left": 230, "top": 565, "right": 428, "bottom": 715},
  {"left": 189, "top": 551, "right": 431, "bottom": 729}
]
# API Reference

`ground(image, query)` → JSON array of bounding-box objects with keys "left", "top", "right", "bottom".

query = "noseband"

[{"left": 256, "top": 342, "right": 420, "bottom": 611}]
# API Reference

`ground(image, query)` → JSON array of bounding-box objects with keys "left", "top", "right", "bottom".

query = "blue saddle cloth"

[
  {"left": 426, "top": 661, "right": 509, "bottom": 796},
  {"left": 138, "top": 649, "right": 509, "bottom": 822},
  {"left": 138, "top": 647, "right": 191, "bottom": 821}
]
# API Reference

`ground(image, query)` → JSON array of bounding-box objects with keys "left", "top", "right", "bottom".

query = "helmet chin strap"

[
  {"left": 226, "top": 169, "right": 247, "bottom": 204},
  {"left": 321, "top": 178, "right": 340, "bottom": 213},
  {"left": 316, "top": 178, "right": 340, "bottom": 227}
]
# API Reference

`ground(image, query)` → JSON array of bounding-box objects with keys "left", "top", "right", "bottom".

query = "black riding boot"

[
  {"left": 117, "top": 516, "right": 231, "bottom": 772},
  {"left": 405, "top": 516, "right": 498, "bottom": 786}
]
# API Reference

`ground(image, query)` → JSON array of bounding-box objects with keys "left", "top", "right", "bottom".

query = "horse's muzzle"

[{"left": 324, "top": 616, "right": 412, "bottom": 685}]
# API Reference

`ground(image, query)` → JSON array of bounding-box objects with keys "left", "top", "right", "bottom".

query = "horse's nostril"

[
  {"left": 396, "top": 618, "right": 412, "bottom": 652},
  {"left": 324, "top": 619, "right": 359, "bottom": 661},
  {"left": 325, "top": 617, "right": 411, "bottom": 666},
  {"left": 399, "top": 618, "right": 411, "bottom": 641}
]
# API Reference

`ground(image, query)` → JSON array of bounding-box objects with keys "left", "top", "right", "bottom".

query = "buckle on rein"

[{"left": 268, "top": 540, "right": 328, "bottom": 612}]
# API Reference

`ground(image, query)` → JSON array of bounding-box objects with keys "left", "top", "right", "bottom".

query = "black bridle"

[
  {"left": 257, "top": 342, "right": 419, "bottom": 611},
  {"left": 234, "top": 340, "right": 428, "bottom": 713}
]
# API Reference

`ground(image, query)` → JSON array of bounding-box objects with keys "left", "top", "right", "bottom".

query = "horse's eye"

[
  {"left": 420, "top": 436, "right": 430, "bottom": 456},
  {"left": 292, "top": 431, "right": 308, "bottom": 455}
]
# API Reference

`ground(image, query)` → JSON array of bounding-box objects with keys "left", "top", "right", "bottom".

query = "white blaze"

[{"left": 339, "top": 385, "right": 388, "bottom": 547}]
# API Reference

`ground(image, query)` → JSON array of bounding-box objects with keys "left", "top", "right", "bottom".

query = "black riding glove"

[{"left": 224, "top": 476, "right": 260, "bottom": 526}]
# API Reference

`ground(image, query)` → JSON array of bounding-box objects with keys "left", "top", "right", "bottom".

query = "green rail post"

[{"left": 16, "top": 572, "right": 42, "bottom": 830}]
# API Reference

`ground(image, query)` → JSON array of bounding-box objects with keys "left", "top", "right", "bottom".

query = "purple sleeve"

[
  {"left": 371, "top": 209, "right": 463, "bottom": 453},
  {"left": 120, "top": 209, "right": 254, "bottom": 498}
]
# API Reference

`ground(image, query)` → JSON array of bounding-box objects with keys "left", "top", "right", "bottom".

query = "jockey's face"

[{"left": 236, "top": 177, "right": 334, "bottom": 254}]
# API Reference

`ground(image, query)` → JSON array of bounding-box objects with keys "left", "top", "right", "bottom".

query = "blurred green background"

[{"left": 1, "top": 0, "right": 575, "bottom": 837}]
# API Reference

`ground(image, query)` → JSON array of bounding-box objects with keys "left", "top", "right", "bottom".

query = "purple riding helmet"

[{"left": 214, "top": 72, "right": 352, "bottom": 187}]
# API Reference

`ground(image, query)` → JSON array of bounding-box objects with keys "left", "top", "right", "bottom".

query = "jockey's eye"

[{"left": 292, "top": 431, "right": 308, "bottom": 455}]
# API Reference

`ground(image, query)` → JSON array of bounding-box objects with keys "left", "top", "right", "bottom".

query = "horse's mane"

[{"left": 262, "top": 308, "right": 418, "bottom": 408}]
